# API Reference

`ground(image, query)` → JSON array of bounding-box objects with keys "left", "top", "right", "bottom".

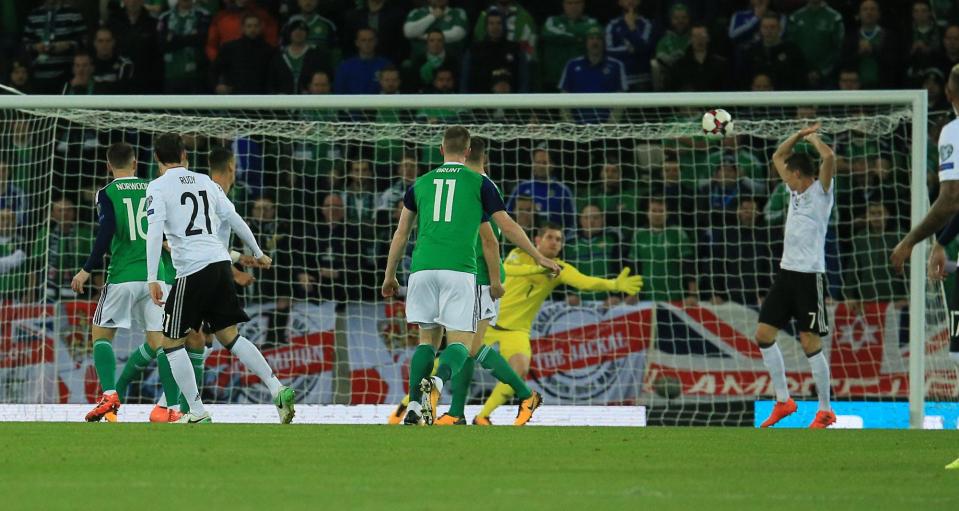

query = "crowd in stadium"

[
  {"left": 0, "top": 0, "right": 957, "bottom": 98},
  {"left": 0, "top": 0, "right": 952, "bottom": 325}
]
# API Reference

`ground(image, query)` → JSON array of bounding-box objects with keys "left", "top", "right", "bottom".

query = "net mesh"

[{"left": 0, "top": 98, "right": 953, "bottom": 426}]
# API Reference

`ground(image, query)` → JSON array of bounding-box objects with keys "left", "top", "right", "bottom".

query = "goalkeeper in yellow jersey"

[{"left": 468, "top": 221, "right": 643, "bottom": 425}]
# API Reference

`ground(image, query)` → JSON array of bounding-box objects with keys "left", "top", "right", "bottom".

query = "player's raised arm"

[
  {"left": 772, "top": 123, "right": 821, "bottom": 187},
  {"left": 805, "top": 132, "right": 835, "bottom": 192},
  {"left": 382, "top": 205, "right": 416, "bottom": 298},
  {"left": 478, "top": 222, "right": 504, "bottom": 298},
  {"left": 72, "top": 188, "right": 116, "bottom": 294}
]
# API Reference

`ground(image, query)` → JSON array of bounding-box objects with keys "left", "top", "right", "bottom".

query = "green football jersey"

[
  {"left": 474, "top": 175, "right": 505, "bottom": 286},
  {"left": 408, "top": 162, "right": 502, "bottom": 275},
  {"left": 102, "top": 177, "right": 150, "bottom": 284}
]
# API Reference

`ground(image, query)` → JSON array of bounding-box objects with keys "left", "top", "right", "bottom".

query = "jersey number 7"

[{"left": 181, "top": 191, "right": 212, "bottom": 236}]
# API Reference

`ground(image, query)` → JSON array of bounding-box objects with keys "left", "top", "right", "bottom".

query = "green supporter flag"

[
  {"left": 540, "top": 15, "right": 600, "bottom": 89},
  {"left": 410, "top": 163, "right": 494, "bottom": 275},
  {"left": 631, "top": 227, "right": 692, "bottom": 301}
]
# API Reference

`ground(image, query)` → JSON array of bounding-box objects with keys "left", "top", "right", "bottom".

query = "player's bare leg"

[
  {"left": 213, "top": 324, "right": 294, "bottom": 423},
  {"left": 86, "top": 325, "right": 121, "bottom": 422},
  {"left": 801, "top": 332, "right": 835, "bottom": 429},
  {"left": 756, "top": 323, "right": 797, "bottom": 427}
]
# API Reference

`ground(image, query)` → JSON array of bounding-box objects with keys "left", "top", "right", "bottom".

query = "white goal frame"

[{"left": 0, "top": 90, "right": 930, "bottom": 427}]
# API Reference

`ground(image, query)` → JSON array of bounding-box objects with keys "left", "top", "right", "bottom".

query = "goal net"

[{"left": 0, "top": 92, "right": 951, "bottom": 427}]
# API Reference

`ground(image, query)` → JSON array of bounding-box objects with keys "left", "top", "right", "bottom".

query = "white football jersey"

[
  {"left": 146, "top": 167, "right": 233, "bottom": 277},
  {"left": 938, "top": 117, "right": 959, "bottom": 181},
  {"left": 780, "top": 178, "right": 834, "bottom": 273}
]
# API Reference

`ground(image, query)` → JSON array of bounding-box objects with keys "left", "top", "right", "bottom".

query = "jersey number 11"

[{"left": 432, "top": 178, "right": 456, "bottom": 222}]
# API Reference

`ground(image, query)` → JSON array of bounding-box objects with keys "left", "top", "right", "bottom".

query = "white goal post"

[{"left": 0, "top": 90, "right": 939, "bottom": 428}]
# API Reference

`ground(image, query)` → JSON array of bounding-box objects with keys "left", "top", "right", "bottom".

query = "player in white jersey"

[
  {"left": 890, "top": 64, "right": 959, "bottom": 469},
  {"left": 145, "top": 134, "right": 294, "bottom": 424},
  {"left": 755, "top": 123, "right": 837, "bottom": 429}
]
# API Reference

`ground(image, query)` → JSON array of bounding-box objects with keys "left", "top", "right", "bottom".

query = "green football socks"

[
  {"left": 408, "top": 344, "right": 436, "bottom": 404},
  {"left": 115, "top": 342, "right": 157, "bottom": 401},
  {"left": 92, "top": 339, "right": 116, "bottom": 393}
]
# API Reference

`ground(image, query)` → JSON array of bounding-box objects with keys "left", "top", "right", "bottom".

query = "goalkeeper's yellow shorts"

[{"left": 482, "top": 327, "right": 531, "bottom": 360}]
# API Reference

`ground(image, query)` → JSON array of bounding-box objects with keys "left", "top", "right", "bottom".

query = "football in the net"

[{"left": 702, "top": 108, "right": 734, "bottom": 137}]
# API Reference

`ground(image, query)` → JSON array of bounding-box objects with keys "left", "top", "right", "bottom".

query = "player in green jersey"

[
  {"left": 381, "top": 126, "right": 560, "bottom": 425},
  {"left": 71, "top": 142, "right": 184, "bottom": 423}
]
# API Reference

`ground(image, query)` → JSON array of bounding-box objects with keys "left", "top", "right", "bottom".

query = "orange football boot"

[
  {"left": 150, "top": 405, "right": 175, "bottom": 423},
  {"left": 85, "top": 392, "right": 120, "bottom": 422},
  {"left": 472, "top": 415, "right": 492, "bottom": 426},
  {"left": 387, "top": 403, "right": 407, "bottom": 425},
  {"left": 435, "top": 413, "right": 466, "bottom": 426},
  {"left": 760, "top": 398, "right": 797, "bottom": 428},
  {"left": 809, "top": 410, "right": 837, "bottom": 429},
  {"left": 514, "top": 391, "right": 543, "bottom": 426}
]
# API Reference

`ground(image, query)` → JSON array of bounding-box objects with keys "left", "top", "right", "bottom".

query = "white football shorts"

[
  {"left": 93, "top": 281, "right": 169, "bottom": 332},
  {"left": 406, "top": 269, "right": 479, "bottom": 333}
]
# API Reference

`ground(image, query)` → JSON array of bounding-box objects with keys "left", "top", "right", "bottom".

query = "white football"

[{"left": 702, "top": 108, "right": 734, "bottom": 137}]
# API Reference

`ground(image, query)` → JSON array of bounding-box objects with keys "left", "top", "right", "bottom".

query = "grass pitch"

[{"left": 2, "top": 424, "right": 957, "bottom": 511}]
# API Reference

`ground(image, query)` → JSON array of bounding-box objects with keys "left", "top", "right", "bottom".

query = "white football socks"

[
  {"left": 166, "top": 348, "right": 205, "bottom": 416},
  {"left": 808, "top": 351, "right": 832, "bottom": 412},
  {"left": 760, "top": 343, "right": 790, "bottom": 402},
  {"left": 230, "top": 336, "right": 282, "bottom": 398}
]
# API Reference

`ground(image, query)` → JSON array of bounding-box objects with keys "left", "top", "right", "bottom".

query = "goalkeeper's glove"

[{"left": 614, "top": 268, "right": 643, "bottom": 295}]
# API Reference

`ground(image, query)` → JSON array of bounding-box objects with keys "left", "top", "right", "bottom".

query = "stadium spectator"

[
  {"left": 21, "top": 0, "right": 86, "bottom": 93},
  {"left": 540, "top": 0, "right": 600, "bottom": 92},
  {"left": 751, "top": 72, "right": 775, "bottom": 91},
  {"left": 473, "top": 1, "right": 538, "bottom": 62},
  {"left": 401, "top": 30, "right": 456, "bottom": 93},
  {"left": 838, "top": 66, "right": 862, "bottom": 90},
  {"left": 33, "top": 198, "right": 92, "bottom": 301},
  {"left": 700, "top": 197, "right": 775, "bottom": 306},
  {"left": 787, "top": 0, "right": 844, "bottom": 88},
  {"left": 605, "top": 0, "right": 656, "bottom": 91},
  {"left": 268, "top": 19, "right": 329, "bottom": 94},
  {"left": 378, "top": 65, "right": 402, "bottom": 94},
  {"left": 5, "top": 60, "right": 33, "bottom": 94},
  {"left": 157, "top": 0, "right": 212, "bottom": 94},
  {"left": 841, "top": 0, "right": 899, "bottom": 89},
  {"left": 334, "top": 28, "right": 391, "bottom": 94},
  {"left": 463, "top": 9, "right": 529, "bottom": 93},
  {"left": 698, "top": 154, "right": 762, "bottom": 227},
  {"left": 91, "top": 27, "right": 134, "bottom": 95},
  {"left": 343, "top": 0, "right": 407, "bottom": 66},
  {"left": 922, "top": 68, "right": 950, "bottom": 111},
  {"left": 63, "top": 52, "right": 98, "bottom": 95},
  {"left": 564, "top": 204, "right": 626, "bottom": 304},
  {"left": 0, "top": 163, "right": 27, "bottom": 227},
  {"left": 415, "top": 67, "right": 460, "bottom": 123},
  {"left": 653, "top": 151, "right": 697, "bottom": 229},
  {"left": 932, "top": 1, "right": 959, "bottom": 28},
  {"left": 670, "top": 24, "right": 729, "bottom": 92},
  {"left": 214, "top": 14, "right": 274, "bottom": 94},
  {"left": 284, "top": 0, "right": 336, "bottom": 54},
  {"left": 0, "top": 208, "right": 29, "bottom": 303},
  {"left": 507, "top": 148, "right": 577, "bottom": 231},
  {"left": 844, "top": 202, "right": 907, "bottom": 307},
  {"left": 502, "top": 194, "right": 543, "bottom": 252},
  {"left": 629, "top": 198, "right": 697, "bottom": 303},
  {"left": 558, "top": 26, "right": 627, "bottom": 122},
  {"left": 837, "top": 156, "right": 903, "bottom": 238},
  {"left": 910, "top": 1, "right": 942, "bottom": 61},
  {"left": 933, "top": 24, "right": 959, "bottom": 79},
  {"left": 742, "top": 13, "right": 806, "bottom": 90},
  {"left": 403, "top": 0, "right": 468, "bottom": 58},
  {"left": 423, "top": 66, "right": 456, "bottom": 95},
  {"left": 341, "top": 160, "right": 377, "bottom": 224},
  {"left": 107, "top": 0, "right": 160, "bottom": 93},
  {"left": 653, "top": 2, "right": 691, "bottom": 89},
  {"left": 292, "top": 193, "right": 367, "bottom": 302},
  {"left": 576, "top": 158, "right": 640, "bottom": 228},
  {"left": 376, "top": 153, "right": 418, "bottom": 212},
  {"left": 490, "top": 69, "right": 514, "bottom": 94},
  {"left": 728, "top": 0, "right": 784, "bottom": 56},
  {"left": 307, "top": 70, "right": 332, "bottom": 94},
  {"left": 206, "top": 0, "right": 278, "bottom": 63}
]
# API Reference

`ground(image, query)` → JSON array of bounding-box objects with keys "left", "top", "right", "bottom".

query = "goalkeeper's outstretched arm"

[
  {"left": 559, "top": 263, "right": 643, "bottom": 296},
  {"left": 382, "top": 207, "right": 415, "bottom": 297}
]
